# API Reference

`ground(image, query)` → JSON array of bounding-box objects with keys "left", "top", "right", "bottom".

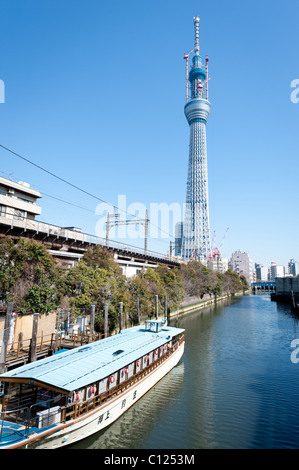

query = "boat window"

[
  {"left": 113, "top": 349, "right": 124, "bottom": 356},
  {"left": 145, "top": 321, "right": 162, "bottom": 333},
  {"left": 79, "top": 346, "right": 91, "bottom": 352},
  {"left": 109, "top": 374, "right": 117, "bottom": 389},
  {"left": 148, "top": 352, "right": 153, "bottom": 365},
  {"left": 36, "top": 389, "right": 52, "bottom": 407},
  {"left": 98, "top": 378, "right": 107, "bottom": 395},
  {"left": 73, "top": 389, "right": 84, "bottom": 403},
  {"left": 86, "top": 384, "right": 97, "bottom": 400},
  {"left": 119, "top": 367, "right": 127, "bottom": 384}
]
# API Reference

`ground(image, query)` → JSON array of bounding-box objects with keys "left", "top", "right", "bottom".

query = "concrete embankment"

[
  {"left": 169, "top": 291, "right": 245, "bottom": 319},
  {"left": 271, "top": 277, "right": 299, "bottom": 312}
]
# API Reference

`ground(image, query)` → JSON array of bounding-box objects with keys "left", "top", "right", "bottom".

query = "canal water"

[{"left": 71, "top": 294, "right": 299, "bottom": 449}]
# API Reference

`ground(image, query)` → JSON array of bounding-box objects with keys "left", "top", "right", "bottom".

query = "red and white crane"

[{"left": 209, "top": 227, "right": 229, "bottom": 261}]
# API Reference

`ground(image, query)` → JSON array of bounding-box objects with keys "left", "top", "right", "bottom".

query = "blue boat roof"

[{"left": 0, "top": 323, "right": 184, "bottom": 394}]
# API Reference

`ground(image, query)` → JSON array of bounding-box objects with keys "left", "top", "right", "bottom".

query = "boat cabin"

[{"left": 144, "top": 319, "right": 164, "bottom": 333}]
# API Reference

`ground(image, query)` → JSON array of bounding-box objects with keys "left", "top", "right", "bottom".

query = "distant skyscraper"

[
  {"left": 174, "top": 221, "right": 183, "bottom": 257},
  {"left": 182, "top": 16, "right": 211, "bottom": 262}
]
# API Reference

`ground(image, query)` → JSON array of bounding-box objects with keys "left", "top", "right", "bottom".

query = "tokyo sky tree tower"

[{"left": 182, "top": 16, "right": 211, "bottom": 262}]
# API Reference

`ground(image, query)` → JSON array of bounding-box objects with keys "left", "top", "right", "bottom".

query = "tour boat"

[{"left": 0, "top": 319, "right": 184, "bottom": 449}]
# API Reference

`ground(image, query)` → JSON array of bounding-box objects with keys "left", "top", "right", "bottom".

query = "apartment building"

[
  {"left": 230, "top": 250, "right": 253, "bottom": 284},
  {"left": 270, "top": 262, "right": 284, "bottom": 281},
  {"left": 0, "top": 176, "right": 42, "bottom": 223},
  {"left": 288, "top": 259, "right": 299, "bottom": 277},
  {"left": 255, "top": 264, "right": 268, "bottom": 282}
]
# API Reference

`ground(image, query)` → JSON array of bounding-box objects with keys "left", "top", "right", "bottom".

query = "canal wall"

[
  {"left": 271, "top": 276, "right": 299, "bottom": 311},
  {"left": 273, "top": 277, "right": 299, "bottom": 296},
  {"left": 169, "top": 291, "right": 245, "bottom": 318}
]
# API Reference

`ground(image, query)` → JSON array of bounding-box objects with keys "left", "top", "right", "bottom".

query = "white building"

[
  {"left": 230, "top": 250, "right": 253, "bottom": 284},
  {"left": 288, "top": 259, "right": 299, "bottom": 277},
  {"left": 174, "top": 222, "right": 183, "bottom": 257},
  {"left": 270, "top": 262, "right": 284, "bottom": 281},
  {"left": 255, "top": 264, "right": 268, "bottom": 282},
  {"left": 0, "top": 176, "right": 42, "bottom": 222},
  {"left": 207, "top": 257, "right": 229, "bottom": 274}
]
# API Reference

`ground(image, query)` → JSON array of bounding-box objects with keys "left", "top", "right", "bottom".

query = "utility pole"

[
  {"left": 137, "top": 296, "right": 140, "bottom": 324},
  {"left": 90, "top": 305, "right": 95, "bottom": 335},
  {"left": 119, "top": 302, "right": 123, "bottom": 332},
  {"left": 106, "top": 210, "right": 149, "bottom": 254},
  {"left": 0, "top": 302, "right": 13, "bottom": 373},
  {"left": 104, "top": 303, "right": 108, "bottom": 338},
  {"left": 29, "top": 313, "right": 39, "bottom": 363}
]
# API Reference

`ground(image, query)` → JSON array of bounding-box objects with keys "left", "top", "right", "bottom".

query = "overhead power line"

[{"left": 0, "top": 143, "right": 176, "bottom": 241}]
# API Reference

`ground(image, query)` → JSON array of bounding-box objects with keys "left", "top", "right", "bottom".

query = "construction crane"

[
  {"left": 209, "top": 230, "right": 216, "bottom": 260},
  {"left": 209, "top": 227, "right": 229, "bottom": 261},
  {"left": 215, "top": 227, "right": 230, "bottom": 260}
]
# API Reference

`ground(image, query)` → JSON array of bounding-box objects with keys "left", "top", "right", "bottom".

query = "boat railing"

[
  {"left": 0, "top": 405, "right": 32, "bottom": 445},
  {"left": 0, "top": 393, "right": 68, "bottom": 445}
]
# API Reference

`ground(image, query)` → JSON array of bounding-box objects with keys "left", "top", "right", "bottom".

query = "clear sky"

[{"left": 0, "top": 0, "right": 298, "bottom": 268}]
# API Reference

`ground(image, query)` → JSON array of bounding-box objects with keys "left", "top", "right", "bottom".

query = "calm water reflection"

[{"left": 71, "top": 295, "right": 299, "bottom": 449}]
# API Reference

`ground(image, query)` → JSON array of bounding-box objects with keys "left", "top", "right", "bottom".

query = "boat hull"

[{"left": 14, "top": 341, "right": 184, "bottom": 449}]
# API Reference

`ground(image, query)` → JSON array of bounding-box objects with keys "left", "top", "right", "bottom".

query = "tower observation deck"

[{"left": 182, "top": 16, "right": 211, "bottom": 262}]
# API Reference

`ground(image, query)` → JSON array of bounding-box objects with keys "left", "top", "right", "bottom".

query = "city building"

[
  {"left": 174, "top": 222, "right": 183, "bottom": 257},
  {"left": 230, "top": 250, "right": 253, "bottom": 284},
  {"left": 270, "top": 262, "right": 284, "bottom": 281},
  {"left": 255, "top": 264, "right": 268, "bottom": 282},
  {"left": 0, "top": 176, "right": 42, "bottom": 223},
  {"left": 288, "top": 259, "right": 299, "bottom": 277},
  {"left": 207, "top": 257, "right": 229, "bottom": 274},
  {"left": 182, "top": 16, "right": 211, "bottom": 263}
]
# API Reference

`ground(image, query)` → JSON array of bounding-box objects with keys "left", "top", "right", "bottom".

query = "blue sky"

[{"left": 0, "top": 0, "right": 298, "bottom": 268}]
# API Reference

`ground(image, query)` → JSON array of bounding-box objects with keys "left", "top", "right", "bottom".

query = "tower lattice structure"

[{"left": 182, "top": 16, "right": 211, "bottom": 262}]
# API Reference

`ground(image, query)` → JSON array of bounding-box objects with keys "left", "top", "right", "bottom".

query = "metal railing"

[
  {"left": 0, "top": 393, "right": 66, "bottom": 446},
  {"left": 0, "top": 405, "right": 32, "bottom": 445}
]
